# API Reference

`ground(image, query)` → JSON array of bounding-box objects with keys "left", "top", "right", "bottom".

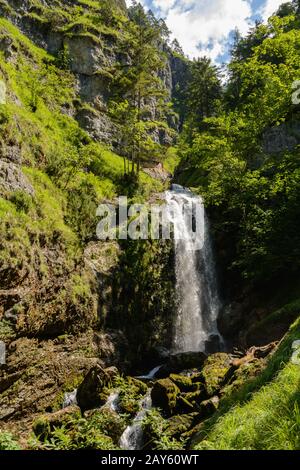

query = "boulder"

[
  {"left": 0, "top": 161, "right": 35, "bottom": 196},
  {"left": 33, "top": 405, "right": 81, "bottom": 440},
  {"left": 167, "top": 413, "right": 198, "bottom": 438},
  {"left": 199, "top": 396, "right": 219, "bottom": 419},
  {"left": 159, "top": 351, "right": 207, "bottom": 376},
  {"left": 200, "top": 353, "right": 233, "bottom": 397},
  {"left": 176, "top": 389, "right": 207, "bottom": 414},
  {"left": 221, "top": 358, "right": 265, "bottom": 397},
  {"left": 169, "top": 374, "right": 199, "bottom": 393},
  {"left": 77, "top": 365, "right": 118, "bottom": 411},
  {"left": 151, "top": 378, "right": 180, "bottom": 416}
]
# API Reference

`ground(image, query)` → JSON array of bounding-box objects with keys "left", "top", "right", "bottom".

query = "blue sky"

[{"left": 125, "top": 1, "right": 286, "bottom": 63}]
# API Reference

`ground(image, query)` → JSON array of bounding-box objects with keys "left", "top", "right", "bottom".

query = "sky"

[{"left": 125, "top": 0, "right": 287, "bottom": 63}]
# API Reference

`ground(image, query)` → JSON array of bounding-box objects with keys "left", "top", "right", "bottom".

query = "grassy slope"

[
  {"left": 0, "top": 16, "right": 163, "bottom": 241},
  {"left": 194, "top": 316, "right": 300, "bottom": 450}
]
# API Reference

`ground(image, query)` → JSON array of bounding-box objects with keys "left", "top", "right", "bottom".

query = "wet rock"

[
  {"left": 151, "top": 378, "right": 180, "bottom": 416},
  {"left": 159, "top": 351, "right": 207, "bottom": 376},
  {"left": 77, "top": 364, "right": 119, "bottom": 411},
  {"left": 205, "top": 334, "right": 223, "bottom": 354}
]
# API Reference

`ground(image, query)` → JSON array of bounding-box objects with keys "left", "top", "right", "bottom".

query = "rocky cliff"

[{"left": 0, "top": 0, "right": 185, "bottom": 147}]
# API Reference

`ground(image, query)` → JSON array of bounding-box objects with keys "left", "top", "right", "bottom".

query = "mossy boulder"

[
  {"left": 151, "top": 378, "right": 180, "bottom": 416},
  {"left": 200, "top": 353, "right": 233, "bottom": 397},
  {"left": 176, "top": 387, "right": 207, "bottom": 414},
  {"left": 199, "top": 396, "right": 219, "bottom": 419},
  {"left": 118, "top": 377, "right": 149, "bottom": 417},
  {"left": 33, "top": 405, "right": 81, "bottom": 440},
  {"left": 77, "top": 365, "right": 118, "bottom": 411},
  {"left": 84, "top": 407, "right": 126, "bottom": 445},
  {"left": 221, "top": 358, "right": 265, "bottom": 397},
  {"left": 167, "top": 413, "right": 198, "bottom": 438},
  {"left": 169, "top": 374, "right": 200, "bottom": 393}
]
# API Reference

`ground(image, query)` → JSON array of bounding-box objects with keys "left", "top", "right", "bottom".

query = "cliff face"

[{"left": 0, "top": 0, "right": 182, "bottom": 146}]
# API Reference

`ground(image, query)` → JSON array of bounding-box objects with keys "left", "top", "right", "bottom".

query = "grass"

[{"left": 193, "top": 316, "right": 300, "bottom": 450}]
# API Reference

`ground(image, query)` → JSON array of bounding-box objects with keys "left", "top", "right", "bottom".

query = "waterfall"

[
  {"left": 165, "top": 185, "right": 222, "bottom": 353},
  {"left": 119, "top": 391, "right": 152, "bottom": 450}
]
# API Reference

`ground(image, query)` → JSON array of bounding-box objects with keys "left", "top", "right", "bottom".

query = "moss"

[
  {"left": 200, "top": 353, "right": 233, "bottom": 397},
  {"left": 151, "top": 379, "right": 180, "bottom": 417},
  {"left": 169, "top": 374, "right": 199, "bottom": 393}
]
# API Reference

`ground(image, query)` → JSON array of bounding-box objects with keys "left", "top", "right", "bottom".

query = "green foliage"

[
  {"left": 32, "top": 414, "right": 120, "bottom": 450},
  {"left": 194, "top": 317, "right": 300, "bottom": 450},
  {"left": 143, "top": 409, "right": 185, "bottom": 450},
  {"left": 0, "top": 432, "right": 20, "bottom": 450},
  {"left": 179, "top": 10, "right": 300, "bottom": 283}
]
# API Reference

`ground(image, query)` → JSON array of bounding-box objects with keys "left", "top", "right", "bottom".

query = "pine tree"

[{"left": 110, "top": 2, "right": 169, "bottom": 175}]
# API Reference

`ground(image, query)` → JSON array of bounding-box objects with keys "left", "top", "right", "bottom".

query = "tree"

[
  {"left": 185, "top": 57, "right": 222, "bottom": 136},
  {"left": 110, "top": 2, "right": 170, "bottom": 175}
]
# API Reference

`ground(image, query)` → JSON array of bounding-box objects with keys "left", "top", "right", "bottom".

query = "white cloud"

[
  {"left": 124, "top": 0, "right": 295, "bottom": 62},
  {"left": 126, "top": 0, "right": 254, "bottom": 62},
  {"left": 260, "top": 0, "right": 286, "bottom": 21}
]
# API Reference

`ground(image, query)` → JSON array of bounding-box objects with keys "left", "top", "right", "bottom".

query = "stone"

[
  {"left": 169, "top": 374, "right": 199, "bottom": 393},
  {"left": 200, "top": 353, "right": 233, "bottom": 397},
  {"left": 65, "top": 35, "right": 107, "bottom": 76},
  {"left": 151, "top": 378, "right": 180, "bottom": 416},
  {"left": 167, "top": 413, "right": 198, "bottom": 438},
  {"left": 77, "top": 364, "right": 119, "bottom": 411},
  {"left": 199, "top": 396, "right": 219, "bottom": 419},
  {"left": 0, "top": 161, "right": 35, "bottom": 196},
  {"left": 33, "top": 405, "right": 81, "bottom": 440},
  {"left": 218, "top": 303, "right": 245, "bottom": 337},
  {"left": 160, "top": 351, "right": 207, "bottom": 376}
]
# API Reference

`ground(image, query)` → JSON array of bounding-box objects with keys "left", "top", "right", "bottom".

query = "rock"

[
  {"left": 65, "top": 35, "right": 108, "bottom": 76},
  {"left": 176, "top": 389, "right": 207, "bottom": 414},
  {"left": 199, "top": 396, "right": 219, "bottom": 418},
  {"left": 76, "top": 107, "right": 117, "bottom": 145},
  {"left": 263, "top": 121, "right": 300, "bottom": 154},
  {"left": 151, "top": 378, "right": 180, "bottom": 416},
  {"left": 0, "top": 161, "right": 35, "bottom": 196},
  {"left": 84, "top": 407, "right": 126, "bottom": 444},
  {"left": 160, "top": 351, "right": 207, "bottom": 376},
  {"left": 221, "top": 358, "right": 265, "bottom": 397},
  {"left": 205, "top": 334, "right": 223, "bottom": 354},
  {"left": 218, "top": 303, "right": 245, "bottom": 337},
  {"left": 0, "top": 334, "right": 104, "bottom": 422},
  {"left": 77, "top": 364, "right": 119, "bottom": 411},
  {"left": 169, "top": 374, "right": 199, "bottom": 393},
  {"left": 167, "top": 413, "right": 198, "bottom": 438},
  {"left": 33, "top": 405, "right": 81, "bottom": 440},
  {"left": 200, "top": 353, "right": 233, "bottom": 397}
]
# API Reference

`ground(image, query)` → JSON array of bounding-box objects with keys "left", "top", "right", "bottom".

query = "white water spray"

[{"left": 165, "top": 185, "right": 222, "bottom": 353}]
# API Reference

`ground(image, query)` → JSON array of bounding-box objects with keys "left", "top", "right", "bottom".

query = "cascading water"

[
  {"left": 165, "top": 185, "right": 222, "bottom": 353},
  {"left": 119, "top": 391, "right": 152, "bottom": 450}
]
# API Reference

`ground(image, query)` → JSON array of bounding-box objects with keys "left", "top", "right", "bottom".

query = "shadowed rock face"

[{"left": 263, "top": 121, "right": 300, "bottom": 154}]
